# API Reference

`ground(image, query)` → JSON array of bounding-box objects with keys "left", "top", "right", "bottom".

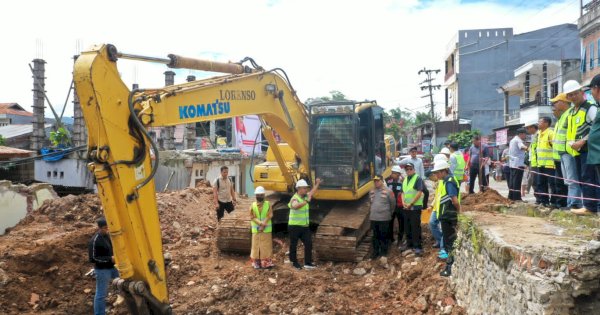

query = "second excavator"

[{"left": 73, "top": 44, "right": 395, "bottom": 314}]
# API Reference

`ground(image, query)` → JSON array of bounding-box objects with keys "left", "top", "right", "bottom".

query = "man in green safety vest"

[
  {"left": 564, "top": 80, "right": 599, "bottom": 215},
  {"left": 535, "top": 116, "right": 555, "bottom": 207},
  {"left": 400, "top": 162, "right": 425, "bottom": 256},
  {"left": 431, "top": 160, "right": 461, "bottom": 277},
  {"left": 585, "top": 74, "right": 600, "bottom": 211},
  {"left": 288, "top": 178, "right": 321, "bottom": 270},
  {"left": 449, "top": 143, "right": 466, "bottom": 185},
  {"left": 525, "top": 121, "right": 540, "bottom": 204},
  {"left": 550, "top": 93, "right": 570, "bottom": 209}
]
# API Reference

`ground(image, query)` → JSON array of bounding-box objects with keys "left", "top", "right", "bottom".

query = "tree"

[
  {"left": 384, "top": 107, "right": 417, "bottom": 151},
  {"left": 49, "top": 127, "right": 69, "bottom": 148},
  {"left": 0, "top": 135, "right": 5, "bottom": 146},
  {"left": 447, "top": 129, "right": 481, "bottom": 149},
  {"left": 305, "top": 90, "right": 349, "bottom": 105}
]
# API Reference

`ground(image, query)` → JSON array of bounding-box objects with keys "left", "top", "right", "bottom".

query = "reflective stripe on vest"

[
  {"left": 251, "top": 201, "right": 272, "bottom": 233},
  {"left": 436, "top": 176, "right": 460, "bottom": 219},
  {"left": 452, "top": 152, "right": 465, "bottom": 182},
  {"left": 566, "top": 102, "right": 594, "bottom": 157},
  {"left": 402, "top": 174, "right": 423, "bottom": 206},
  {"left": 287, "top": 193, "right": 309, "bottom": 226},
  {"left": 529, "top": 133, "right": 538, "bottom": 167},
  {"left": 553, "top": 108, "right": 571, "bottom": 160},
  {"left": 536, "top": 128, "right": 555, "bottom": 168}
]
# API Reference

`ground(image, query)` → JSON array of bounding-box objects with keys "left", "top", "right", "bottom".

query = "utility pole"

[{"left": 418, "top": 68, "right": 441, "bottom": 150}]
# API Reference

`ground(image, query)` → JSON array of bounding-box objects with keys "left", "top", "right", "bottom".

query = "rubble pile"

[
  {"left": 0, "top": 183, "right": 465, "bottom": 314},
  {"left": 461, "top": 188, "right": 511, "bottom": 212}
]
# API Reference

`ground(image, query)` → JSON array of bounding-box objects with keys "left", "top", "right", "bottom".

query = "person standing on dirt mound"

[
  {"left": 288, "top": 178, "right": 321, "bottom": 270},
  {"left": 386, "top": 165, "right": 404, "bottom": 244},
  {"left": 213, "top": 166, "right": 237, "bottom": 222},
  {"left": 88, "top": 217, "right": 119, "bottom": 315},
  {"left": 370, "top": 174, "right": 396, "bottom": 259},
  {"left": 399, "top": 162, "right": 425, "bottom": 256},
  {"left": 431, "top": 161, "right": 461, "bottom": 277},
  {"left": 250, "top": 186, "right": 274, "bottom": 269}
]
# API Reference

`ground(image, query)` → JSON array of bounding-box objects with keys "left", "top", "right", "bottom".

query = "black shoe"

[
  {"left": 370, "top": 253, "right": 379, "bottom": 260},
  {"left": 292, "top": 262, "right": 303, "bottom": 270},
  {"left": 440, "top": 269, "right": 451, "bottom": 277}
]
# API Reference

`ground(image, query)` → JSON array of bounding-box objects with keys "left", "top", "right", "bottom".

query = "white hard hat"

[
  {"left": 440, "top": 147, "right": 451, "bottom": 155},
  {"left": 254, "top": 186, "right": 265, "bottom": 194},
  {"left": 563, "top": 80, "right": 582, "bottom": 94},
  {"left": 433, "top": 154, "right": 448, "bottom": 163},
  {"left": 295, "top": 179, "right": 309, "bottom": 188},
  {"left": 391, "top": 165, "right": 402, "bottom": 173},
  {"left": 525, "top": 120, "right": 538, "bottom": 127},
  {"left": 432, "top": 160, "right": 450, "bottom": 172}
]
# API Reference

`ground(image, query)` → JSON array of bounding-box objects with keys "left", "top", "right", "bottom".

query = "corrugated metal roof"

[
  {"left": 0, "top": 124, "right": 52, "bottom": 138},
  {"left": 0, "top": 103, "right": 33, "bottom": 117}
]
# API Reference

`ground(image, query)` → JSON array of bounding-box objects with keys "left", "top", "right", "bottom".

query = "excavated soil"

[
  {"left": 0, "top": 184, "right": 464, "bottom": 315},
  {"left": 461, "top": 189, "right": 511, "bottom": 212}
]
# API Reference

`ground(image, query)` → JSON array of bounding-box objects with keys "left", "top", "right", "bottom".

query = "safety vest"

[
  {"left": 566, "top": 101, "right": 595, "bottom": 157},
  {"left": 529, "top": 133, "right": 538, "bottom": 167},
  {"left": 553, "top": 108, "right": 571, "bottom": 160},
  {"left": 436, "top": 175, "right": 460, "bottom": 219},
  {"left": 432, "top": 180, "right": 442, "bottom": 212},
  {"left": 287, "top": 193, "right": 309, "bottom": 227},
  {"left": 452, "top": 152, "right": 466, "bottom": 183},
  {"left": 402, "top": 174, "right": 423, "bottom": 206},
  {"left": 251, "top": 201, "right": 272, "bottom": 234},
  {"left": 536, "top": 128, "right": 555, "bottom": 168}
]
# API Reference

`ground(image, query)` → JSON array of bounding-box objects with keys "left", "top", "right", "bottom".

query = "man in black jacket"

[{"left": 88, "top": 217, "right": 119, "bottom": 315}]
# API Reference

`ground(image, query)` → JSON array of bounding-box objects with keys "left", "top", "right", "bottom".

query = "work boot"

[{"left": 440, "top": 265, "right": 452, "bottom": 277}]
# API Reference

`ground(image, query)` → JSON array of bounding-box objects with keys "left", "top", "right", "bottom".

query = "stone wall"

[{"left": 452, "top": 210, "right": 600, "bottom": 315}]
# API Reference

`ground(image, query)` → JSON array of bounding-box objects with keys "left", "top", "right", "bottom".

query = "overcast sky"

[{"left": 0, "top": 0, "right": 580, "bottom": 119}]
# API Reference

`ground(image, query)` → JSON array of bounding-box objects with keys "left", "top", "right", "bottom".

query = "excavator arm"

[{"left": 73, "top": 44, "right": 311, "bottom": 314}]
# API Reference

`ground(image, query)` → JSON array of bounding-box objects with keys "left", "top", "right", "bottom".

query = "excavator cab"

[{"left": 309, "top": 101, "right": 388, "bottom": 194}]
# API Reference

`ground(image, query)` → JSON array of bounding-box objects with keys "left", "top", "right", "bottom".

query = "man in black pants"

[
  {"left": 386, "top": 165, "right": 404, "bottom": 244},
  {"left": 468, "top": 135, "right": 489, "bottom": 193},
  {"left": 399, "top": 163, "right": 424, "bottom": 256},
  {"left": 212, "top": 166, "right": 237, "bottom": 222},
  {"left": 430, "top": 161, "right": 461, "bottom": 277},
  {"left": 508, "top": 129, "right": 528, "bottom": 201}
]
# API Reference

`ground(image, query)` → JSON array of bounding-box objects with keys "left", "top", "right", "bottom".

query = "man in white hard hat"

[
  {"left": 287, "top": 178, "right": 321, "bottom": 270},
  {"left": 564, "top": 80, "right": 599, "bottom": 215},
  {"left": 249, "top": 186, "right": 274, "bottom": 269},
  {"left": 430, "top": 160, "right": 460, "bottom": 277},
  {"left": 386, "top": 165, "right": 404, "bottom": 244}
]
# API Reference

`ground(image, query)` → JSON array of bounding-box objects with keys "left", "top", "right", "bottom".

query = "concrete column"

[
  {"left": 162, "top": 71, "right": 176, "bottom": 150},
  {"left": 31, "top": 59, "right": 46, "bottom": 151},
  {"left": 185, "top": 75, "right": 196, "bottom": 149},
  {"left": 542, "top": 62, "right": 548, "bottom": 105},
  {"left": 72, "top": 55, "right": 87, "bottom": 148}
]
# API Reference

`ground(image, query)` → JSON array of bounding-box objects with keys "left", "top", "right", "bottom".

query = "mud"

[{"left": 461, "top": 189, "right": 511, "bottom": 212}]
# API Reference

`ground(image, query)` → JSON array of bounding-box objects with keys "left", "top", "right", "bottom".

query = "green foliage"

[
  {"left": 447, "top": 129, "right": 481, "bottom": 149},
  {"left": 49, "top": 127, "right": 69, "bottom": 147},
  {"left": 0, "top": 135, "right": 5, "bottom": 146},
  {"left": 305, "top": 90, "right": 349, "bottom": 105}
]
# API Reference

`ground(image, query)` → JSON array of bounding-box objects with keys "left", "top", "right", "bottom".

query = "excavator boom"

[{"left": 74, "top": 44, "right": 313, "bottom": 314}]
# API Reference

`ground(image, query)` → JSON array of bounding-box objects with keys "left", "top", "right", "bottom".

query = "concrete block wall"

[{"left": 0, "top": 181, "right": 57, "bottom": 235}]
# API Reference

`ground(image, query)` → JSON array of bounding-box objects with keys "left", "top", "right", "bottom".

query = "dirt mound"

[
  {"left": 1, "top": 185, "right": 465, "bottom": 314},
  {"left": 462, "top": 189, "right": 511, "bottom": 212}
]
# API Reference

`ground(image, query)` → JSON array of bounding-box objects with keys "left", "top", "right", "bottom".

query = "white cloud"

[{"left": 0, "top": 0, "right": 579, "bottom": 119}]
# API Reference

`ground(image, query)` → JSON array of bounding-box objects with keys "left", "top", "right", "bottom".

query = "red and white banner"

[{"left": 233, "top": 115, "right": 262, "bottom": 155}]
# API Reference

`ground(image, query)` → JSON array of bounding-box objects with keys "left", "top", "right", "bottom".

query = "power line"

[{"left": 418, "top": 68, "right": 441, "bottom": 148}]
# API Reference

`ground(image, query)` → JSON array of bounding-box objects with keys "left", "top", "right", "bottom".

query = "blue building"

[{"left": 443, "top": 24, "right": 580, "bottom": 136}]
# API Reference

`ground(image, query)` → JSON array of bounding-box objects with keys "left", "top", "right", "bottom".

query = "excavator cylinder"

[{"left": 167, "top": 54, "right": 247, "bottom": 74}]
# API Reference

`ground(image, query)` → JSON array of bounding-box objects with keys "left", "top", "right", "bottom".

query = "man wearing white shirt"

[{"left": 508, "top": 129, "right": 528, "bottom": 201}]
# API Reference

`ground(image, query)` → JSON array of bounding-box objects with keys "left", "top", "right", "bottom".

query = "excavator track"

[
  {"left": 314, "top": 197, "right": 372, "bottom": 262},
  {"left": 217, "top": 195, "right": 373, "bottom": 262}
]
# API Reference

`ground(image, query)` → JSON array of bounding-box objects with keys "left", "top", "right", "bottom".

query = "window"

[
  {"left": 581, "top": 45, "right": 587, "bottom": 73},
  {"left": 550, "top": 82, "right": 559, "bottom": 98},
  {"left": 445, "top": 88, "right": 449, "bottom": 110},
  {"left": 591, "top": 42, "right": 595, "bottom": 70}
]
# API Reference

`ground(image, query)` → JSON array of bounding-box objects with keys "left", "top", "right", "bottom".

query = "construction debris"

[{"left": 0, "top": 183, "right": 464, "bottom": 314}]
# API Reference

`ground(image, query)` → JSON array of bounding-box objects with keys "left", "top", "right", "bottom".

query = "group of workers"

[{"left": 504, "top": 76, "right": 600, "bottom": 215}]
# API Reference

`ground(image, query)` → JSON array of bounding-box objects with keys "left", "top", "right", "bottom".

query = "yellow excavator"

[{"left": 73, "top": 44, "right": 395, "bottom": 314}]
